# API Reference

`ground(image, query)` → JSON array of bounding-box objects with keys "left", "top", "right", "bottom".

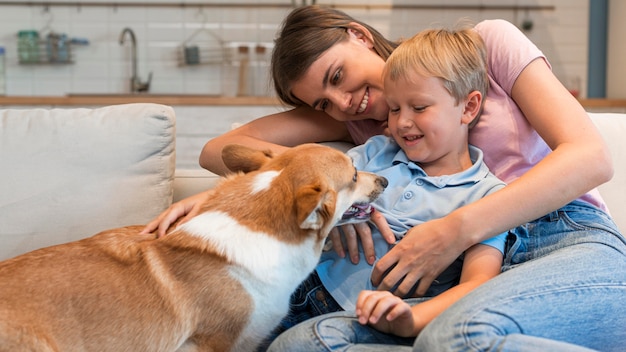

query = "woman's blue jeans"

[{"left": 267, "top": 201, "right": 626, "bottom": 351}]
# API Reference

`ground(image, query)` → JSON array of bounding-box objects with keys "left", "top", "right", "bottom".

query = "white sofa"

[{"left": 0, "top": 104, "right": 624, "bottom": 261}]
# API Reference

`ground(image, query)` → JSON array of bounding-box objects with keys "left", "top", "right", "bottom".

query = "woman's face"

[{"left": 290, "top": 31, "right": 388, "bottom": 122}]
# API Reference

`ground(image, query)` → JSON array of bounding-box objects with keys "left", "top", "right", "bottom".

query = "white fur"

[
  {"left": 180, "top": 211, "right": 323, "bottom": 351},
  {"left": 299, "top": 197, "right": 325, "bottom": 230},
  {"left": 334, "top": 187, "right": 363, "bottom": 224},
  {"left": 180, "top": 211, "right": 320, "bottom": 285},
  {"left": 250, "top": 170, "right": 281, "bottom": 194}
]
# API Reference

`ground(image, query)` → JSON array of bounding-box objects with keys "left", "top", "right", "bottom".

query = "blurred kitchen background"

[
  {"left": 0, "top": 0, "right": 622, "bottom": 99},
  {"left": 0, "top": 0, "right": 624, "bottom": 171}
]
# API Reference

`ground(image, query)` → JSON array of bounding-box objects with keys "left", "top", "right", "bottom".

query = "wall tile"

[{"left": 0, "top": 1, "right": 589, "bottom": 98}]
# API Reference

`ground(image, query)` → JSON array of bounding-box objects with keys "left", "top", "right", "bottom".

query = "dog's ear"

[
  {"left": 222, "top": 144, "right": 274, "bottom": 173},
  {"left": 297, "top": 184, "right": 335, "bottom": 230}
]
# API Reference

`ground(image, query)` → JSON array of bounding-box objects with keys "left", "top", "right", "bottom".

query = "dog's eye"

[{"left": 353, "top": 168, "right": 358, "bottom": 182}]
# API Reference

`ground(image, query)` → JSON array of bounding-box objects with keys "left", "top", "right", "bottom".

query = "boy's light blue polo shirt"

[{"left": 316, "top": 135, "right": 508, "bottom": 311}]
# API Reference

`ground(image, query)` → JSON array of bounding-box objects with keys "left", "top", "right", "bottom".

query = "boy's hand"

[{"left": 355, "top": 290, "right": 416, "bottom": 337}]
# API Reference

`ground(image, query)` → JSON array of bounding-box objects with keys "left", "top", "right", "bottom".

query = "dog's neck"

[{"left": 177, "top": 211, "right": 322, "bottom": 287}]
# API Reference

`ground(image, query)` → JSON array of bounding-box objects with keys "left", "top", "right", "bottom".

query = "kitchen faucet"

[{"left": 119, "top": 28, "right": 152, "bottom": 93}]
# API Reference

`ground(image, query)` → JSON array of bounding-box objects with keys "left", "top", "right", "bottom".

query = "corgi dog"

[{"left": 0, "top": 143, "right": 387, "bottom": 352}]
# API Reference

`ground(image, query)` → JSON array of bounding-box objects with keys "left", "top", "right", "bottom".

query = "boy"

[{"left": 269, "top": 26, "right": 508, "bottom": 349}]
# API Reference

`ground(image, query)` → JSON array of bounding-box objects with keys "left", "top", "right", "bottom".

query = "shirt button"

[
  {"left": 416, "top": 179, "right": 424, "bottom": 186},
  {"left": 404, "top": 191, "right": 413, "bottom": 199}
]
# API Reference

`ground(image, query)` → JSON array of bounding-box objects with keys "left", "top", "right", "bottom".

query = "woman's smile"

[{"left": 356, "top": 88, "right": 370, "bottom": 114}]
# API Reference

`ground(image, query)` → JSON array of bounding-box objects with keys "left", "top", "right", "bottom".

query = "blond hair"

[
  {"left": 271, "top": 5, "right": 399, "bottom": 107},
  {"left": 383, "top": 26, "right": 488, "bottom": 126}
]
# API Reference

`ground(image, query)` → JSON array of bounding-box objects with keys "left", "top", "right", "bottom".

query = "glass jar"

[{"left": 18, "top": 30, "right": 40, "bottom": 63}]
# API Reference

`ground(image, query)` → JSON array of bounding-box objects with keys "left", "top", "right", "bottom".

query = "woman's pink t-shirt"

[{"left": 347, "top": 19, "right": 608, "bottom": 212}]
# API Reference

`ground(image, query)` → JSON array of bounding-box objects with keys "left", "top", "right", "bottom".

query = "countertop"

[{"left": 0, "top": 95, "right": 625, "bottom": 108}]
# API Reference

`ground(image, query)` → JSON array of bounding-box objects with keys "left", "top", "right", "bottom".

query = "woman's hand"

[
  {"left": 329, "top": 209, "right": 395, "bottom": 265},
  {"left": 356, "top": 290, "right": 417, "bottom": 337},
  {"left": 371, "top": 217, "right": 468, "bottom": 297},
  {"left": 140, "top": 192, "right": 209, "bottom": 237}
]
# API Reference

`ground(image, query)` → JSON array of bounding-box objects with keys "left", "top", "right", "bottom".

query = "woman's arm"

[
  {"left": 199, "top": 106, "right": 352, "bottom": 175},
  {"left": 357, "top": 244, "right": 502, "bottom": 337},
  {"left": 372, "top": 58, "right": 613, "bottom": 296}
]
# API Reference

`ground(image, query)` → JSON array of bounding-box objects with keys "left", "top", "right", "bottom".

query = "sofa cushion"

[{"left": 0, "top": 103, "right": 176, "bottom": 260}]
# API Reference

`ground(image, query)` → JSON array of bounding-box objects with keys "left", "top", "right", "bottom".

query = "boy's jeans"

[{"left": 268, "top": 201, "right": 626, "bottom": 352}]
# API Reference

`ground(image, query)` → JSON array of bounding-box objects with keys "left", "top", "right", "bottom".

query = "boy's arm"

[{"left": 406, "top": 243, "right": 503, "bottom": 335}]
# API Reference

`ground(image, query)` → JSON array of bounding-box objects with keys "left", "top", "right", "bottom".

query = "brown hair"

[{"left": 271, "top": 5, "right": 399, "bottom": 107}]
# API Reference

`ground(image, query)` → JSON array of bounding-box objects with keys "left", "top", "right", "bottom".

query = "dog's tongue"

[{"left": 336, "top": 203, "right": 373, "bottom": 226}]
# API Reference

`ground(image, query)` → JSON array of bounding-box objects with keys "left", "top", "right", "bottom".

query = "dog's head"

[{"left": 219, "top": 144, "right": 387, "bottom": 242}]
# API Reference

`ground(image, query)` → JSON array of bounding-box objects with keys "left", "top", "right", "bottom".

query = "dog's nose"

[{"left": 377, "top": 176, "right": 388, "bottom": 189}]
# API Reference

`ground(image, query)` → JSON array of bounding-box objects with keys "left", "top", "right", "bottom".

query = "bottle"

[{"left": 0, "top": 46, "right": 5, "bottom": 95}]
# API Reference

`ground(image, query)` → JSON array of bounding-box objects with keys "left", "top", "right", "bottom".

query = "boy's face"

[{"left": 384, "top": 71, "right": 473, "bottom": 175}]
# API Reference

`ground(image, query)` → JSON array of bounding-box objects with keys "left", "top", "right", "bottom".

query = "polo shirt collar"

[{"left": 392, "top": 145, "right": 491, "bottom": 188}]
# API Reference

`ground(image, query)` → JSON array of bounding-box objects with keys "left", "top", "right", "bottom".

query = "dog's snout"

[{"left": 377, "top": 176, "right": 388, "bottom": 189}]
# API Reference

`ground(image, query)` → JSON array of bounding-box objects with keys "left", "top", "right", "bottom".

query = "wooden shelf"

[{"left": 578, "top": 99, "right": 626, "bottom": 108}]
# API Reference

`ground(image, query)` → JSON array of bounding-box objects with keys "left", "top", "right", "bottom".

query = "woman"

[{"left": 145, "top": 6, "right": 626, "bottom": 350}]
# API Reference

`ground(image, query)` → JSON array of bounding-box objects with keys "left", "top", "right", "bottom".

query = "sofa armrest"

[{"left": 173, "top": 169, "right": 221, "bottom": 202}]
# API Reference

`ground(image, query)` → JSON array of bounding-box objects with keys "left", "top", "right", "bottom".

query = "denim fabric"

[
  {"left": 414, "top": 200, "right": 626, "bottom": 352},
  {"left": 258, "top": 272, "right": 343, "bottom": 351},
  {"left": 267, "top": 299, "right": 426, "bottom": 352},
  {"left": 267, "top": 201, "right": 626, "bottom": 352}
]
